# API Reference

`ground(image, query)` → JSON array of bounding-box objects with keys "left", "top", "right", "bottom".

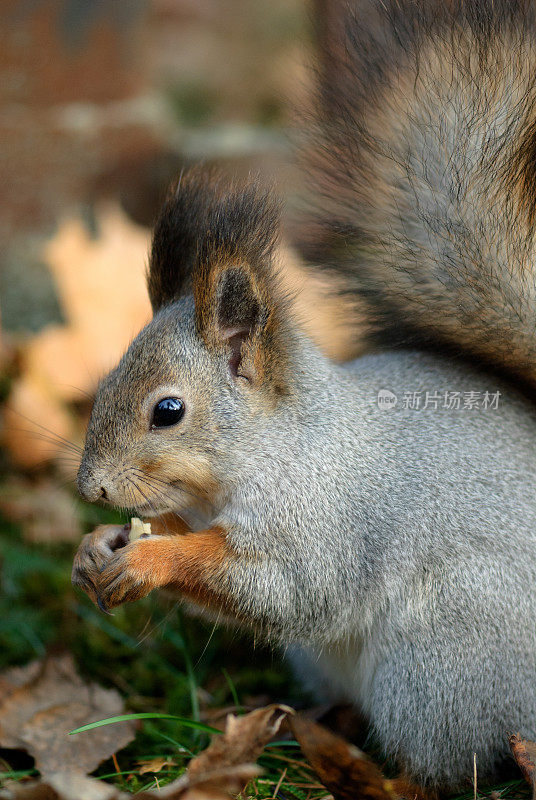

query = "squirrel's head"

[{"left": 77, "top": 171, "right": 296, "bottom": 514}]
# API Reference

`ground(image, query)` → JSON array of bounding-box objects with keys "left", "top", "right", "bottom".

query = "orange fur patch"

[
  {"left": 149, "top": 512, "right": 191, "bottom": 537},
  {"left": 138, "top": 458, "right": 166, "bottom": 475},
  {"left": 124, "top": 525, "right": 232, "bottom": 609}
]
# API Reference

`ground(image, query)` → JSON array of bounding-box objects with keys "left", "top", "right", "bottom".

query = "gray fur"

[
  {"left": 79, "top": 294, "right": 536, "bottom": 790},
  {"left": 222, "top": 345, "right": 536, "bottom": 789}
]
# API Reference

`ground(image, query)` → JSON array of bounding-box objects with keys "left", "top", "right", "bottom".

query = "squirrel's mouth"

[
  {"left": 132, "top": 485, "right": 196, "bottom": 517},
  {"left": 123, "top": 474, "right": 210, "bottom": 520}
]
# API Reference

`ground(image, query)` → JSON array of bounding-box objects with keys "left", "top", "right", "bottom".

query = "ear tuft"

[
  {"left": 147, "top": 169, "right": 279, "bottom": 312},
  {"left": 148, "top": 170, "right": 291, "bottom": 396}
]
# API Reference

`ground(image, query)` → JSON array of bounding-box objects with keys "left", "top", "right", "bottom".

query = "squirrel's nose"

[{"left": 77, "top": 465, "right": 111, "bottom": 503}]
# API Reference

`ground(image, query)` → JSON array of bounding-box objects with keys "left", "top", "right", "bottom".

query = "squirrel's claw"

[{"left": 96, "top": 596, "right": 113, "bottom": 615}]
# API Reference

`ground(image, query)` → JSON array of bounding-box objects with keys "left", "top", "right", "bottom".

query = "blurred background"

[
  {"left": 0, "top": 0, "right": 311, "bottom": 473},
  {"left": 0, "top": 2, "right": 326, "bottom": 794}
]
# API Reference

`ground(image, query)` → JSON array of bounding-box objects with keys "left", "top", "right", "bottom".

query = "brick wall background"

[{"left": 0, "top": 0, "right": 308, "bottom": 333}]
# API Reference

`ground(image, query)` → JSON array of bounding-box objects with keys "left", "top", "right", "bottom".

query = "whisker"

[
  {"left": 136, "top": 612, "right": 155, "bottom": 642},
  {"left": 5, "top": 419, "right": 83, "bottom": 455},
  {"left": 56, "top": 477, "right": 79, "bottom": 490},
  {"left": 127, "top": 475, "right": 162, "bottom": 520},
  {"left": 133, "top": 469, "right": 210, "bottom": 507},
  {"left": 136, "top": 598, "right": 182, "bottom": 646},
  {"left": 131, "top": 472, "right": 187, "bottom": 505},
  {"left": 128, "top": 474, "right": 191, "bottom": 534},
  {"left": 128, "top": 469, "right": 212, "bottom": 530},
  {"left": 7, "top": 430, "right": 83, "bottom": 457},
  {"left": 58, "top": 384, "right": 94, "bottom": 401},
  {"left": 130, "top": 470, "right": 188, "bottom": 505},
  {"left": 127, "top": 483, "right": 138, "bottom": 513},
  {"left": 23, "top": 455, "right": 81, "bottom": 471},
  {"left": 128, "top": 483, "right": 145, "bottom": 517},
  {"left": 6, "top": 409, "right": 84, "bottom": 452},
  {"left": 194, "top": 611, "right": 224, "bottom": 670},
  {"left": 122, "top": 482, "right": 135, "bottom": 513},
  {"left": 125, "top": 479, "right": 147, "bottom": 518}
]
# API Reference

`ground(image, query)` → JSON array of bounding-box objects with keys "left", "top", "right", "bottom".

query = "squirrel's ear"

[
  {"left": 207, "top": 265, "right": 264, "bottom": 380},
  {"left": 194, "top": 259, "right": 290, "bottom": 393},
  {"left": 148, "top": 170, "right": 289, "bottom": 393}
]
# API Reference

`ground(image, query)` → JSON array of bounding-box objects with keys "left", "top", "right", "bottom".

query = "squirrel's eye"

[{"left": 151, "top": 397, "right": 185, "bottom": 429}]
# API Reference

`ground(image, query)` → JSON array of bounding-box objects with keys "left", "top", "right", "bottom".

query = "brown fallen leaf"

[
  {"left": 188, "top": 703, "right": 291, "bottom": 781},
  {"left": 0, "top": 661, "right": 42, "bottom": 706},
  {"left": 0, "top": 772, "right": 124, "bottom": 800},
  {"left": 4, "top": 205, "right": 151, "bottom": 468},
  {"left": 302, "top": 702, "right": 369, "bottom": 748},
  {"left": 137, "top": 756, "right": 177, "bottom": 775},
  {"left": 142, "top": 704, "right": 292, "bottom": 799},
  {"left": 44, "top": 773, "right": 120, "bottom": 800},
  {"left": 0, "top": 477, "right": 82, "bottom": 543},
  {"left": 0, "top": 655, "right": 136, "bottom": 777},
  {"left": 290, "top": 714, "right": 397, "bottom": 800},
  {"left": 0, "top": 766, "right": 260, "bottom": 800},
  {"left": 509, "top": 733, "right": 536, "bottom": 788},
  {"left": 144, "top": 764, "right": 261, "bottom": 800},
  {"left": 0, "top": 781, "right": 57, "bottom": 800}
]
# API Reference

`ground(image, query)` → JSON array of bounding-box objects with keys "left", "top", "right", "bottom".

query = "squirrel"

[{"left": 72, "top": 0, "right": 536, "bottom": 794}]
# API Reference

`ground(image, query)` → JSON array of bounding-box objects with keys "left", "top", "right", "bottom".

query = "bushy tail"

[{"left": 298, "top": 0, "right": 536, "bottom": 391}]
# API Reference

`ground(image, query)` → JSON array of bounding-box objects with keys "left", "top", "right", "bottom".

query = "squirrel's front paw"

[
  {"left": 96, "top": 539, "right": 162, "bottom": 610},
  {"left": 72, "top": 524, "right": 130, "bottom": 606}
]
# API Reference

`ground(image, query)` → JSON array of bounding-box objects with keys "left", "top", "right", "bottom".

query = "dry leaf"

[
  {"left": 290, "top": 714, "right": 397, "bottom": 800},
  {"left": 144, "top": 764, "right": 261, "bottom": 800},
  {"left": 0, "top": 782, "right": 57, "bottom": 800},
  {"left": 188, "top": 703, "right": 291, "bottom": 781},
  {"left": 4, "top": 205, "right": 151, "bottom": 467},
  {"left": 137, "top": 756, "right": 176, "bottom": 775},
  {"left": 0, "top": 654, "right": 136, "bottom": 776},
  {"left": 509, "top": 733, "right": 536, "bottom": 787},
  {"left": 46, "top": 773, "right": 119, "bottom": 800},
  {"left": 301, "top": 703, "right": 369, "bottom": 748},
  {"left": 0, "top": 767, "right": 259, "bottom": 800},
  {"left": 35, "top": 205, "right": 151, "bottom": 400},
  {"left": 0, "top": 477, "right": 81, "bottom": 543},
  {"left": 0, "top": 704, "right": 291, "bottom": 800},
  {"left": 0, "top": 772, "right": 125, "bottom": 800},
  {"left": 143, "top": 704, "right": 292, "bottom": 799},
  {"left": 0, "top": 661, "right": 42, "bottom": 706}
]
